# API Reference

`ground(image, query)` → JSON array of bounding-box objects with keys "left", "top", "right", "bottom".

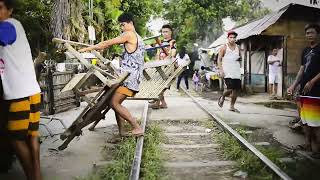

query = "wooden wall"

[{"left": 264, "top": 4, "right": 320, "bottom": 73}]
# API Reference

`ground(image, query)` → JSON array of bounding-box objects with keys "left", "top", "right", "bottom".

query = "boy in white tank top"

[{"left": 217, "top": 31, "right": 241, "bottom": 113}]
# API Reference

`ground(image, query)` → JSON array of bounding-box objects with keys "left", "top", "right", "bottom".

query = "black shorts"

[
  {"left": 299, "top": 83, "right": 320, "bottom": 97},
  {"left": 224, "top": 78, "right": 241, "bottom": 90}
]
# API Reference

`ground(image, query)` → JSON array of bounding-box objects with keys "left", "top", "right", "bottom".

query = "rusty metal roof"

[{"left": 209, "top": 3, "right": 302, "bottom": 48}]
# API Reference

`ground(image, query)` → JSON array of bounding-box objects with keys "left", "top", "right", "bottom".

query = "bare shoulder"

[
  {"left": 121, "top": 31, "right": 134, "bottom": 38},
  {"left": 219, "top": 45, "right": 227, "bottom": 53},
  {"left": 123, "top": 31, "right": 137, "bottom": 43}
]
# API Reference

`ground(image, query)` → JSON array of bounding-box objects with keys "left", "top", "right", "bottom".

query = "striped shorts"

[{"left": 7, "top": 93, "right": 41, "bottom": 140}]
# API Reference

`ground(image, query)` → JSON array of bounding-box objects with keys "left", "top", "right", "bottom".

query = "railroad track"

[
  {"left": 129, "top": 88, "right": 294, "bottom": 180},
  {"left": 180, "top": 87, "right": 292, "bottom": 180},
  {"left": 129, "top": 101, "right": 149, "bottom": 180},
  {"left": 38, "top": 88, "right": 301, "bottom": 179}
]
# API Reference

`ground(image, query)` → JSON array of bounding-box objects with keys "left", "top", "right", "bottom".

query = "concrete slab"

[
  {"left": 162, "top": 144, "right": 219, "bottom": 149},
  {"left": 164, "top": 161, "right": 236, "bottom": 168}
]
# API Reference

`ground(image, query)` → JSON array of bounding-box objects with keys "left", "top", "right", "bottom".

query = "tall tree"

[
  {"left": 164, "top": 0, "right": 269, "bottom": 49},
  {"left": 51, "top": 0, "right": 86, "bottom": 42},
  {"left": 120, "top": 0, "right": 164, "bottom": 37},
  {"left": 14, "top": 0, "right": 53, "bottom": 56},
  {"left": 50, "top": 0, "right": 164, "bottom": 56}
]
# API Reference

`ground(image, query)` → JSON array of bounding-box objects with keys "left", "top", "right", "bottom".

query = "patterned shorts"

[{"left": 7, "top": 93, "right": 41, "bottom": 140}]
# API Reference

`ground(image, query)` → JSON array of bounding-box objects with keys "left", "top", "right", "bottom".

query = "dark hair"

[
  {"left": 162, "top": 24, "right": 173, "bottom": 32},
  {"left": 0, "top": 0, "right": 15, "bottom": 9},
  {"left": 179, "top": 47, "right": 186, "bottom": 58},
  {"left": 227, "top": 30, "right": 238, "bottom": 37},
  {"left": 305, "top": 23, "right": 320, "bottom": 34},
  {"left": 118, "top": 12, "right": 134, "bottom": 24}
]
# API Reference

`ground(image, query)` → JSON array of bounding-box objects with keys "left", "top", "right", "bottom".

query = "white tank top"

[
  {"left": 222, "top": 44, "right": 241, "bottom": 79},
  {"left": 0, "top": 18, "right": 40, "bottom": 100}
]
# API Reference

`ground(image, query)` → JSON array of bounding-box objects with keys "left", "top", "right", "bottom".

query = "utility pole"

[{"left": 88, "top": 0, "right": 96, "bottom": 45}]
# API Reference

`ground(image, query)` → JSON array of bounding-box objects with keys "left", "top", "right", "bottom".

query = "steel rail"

[
  {"left": 129, "top": 101, "right": 150, "bottom": 180},
  {"left": 181, "top": 87, "right": 292, "bottom": 180}
]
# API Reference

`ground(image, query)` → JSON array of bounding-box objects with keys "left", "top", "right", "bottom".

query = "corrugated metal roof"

[{"left": 209, "top": 4, "right": 290, "bottom": 48}]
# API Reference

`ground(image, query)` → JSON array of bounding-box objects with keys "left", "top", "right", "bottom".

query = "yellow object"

[
  {"left": 7, "top": 93, "right": 41, "bottom": 138},
  {"left": 208, "top": 50, "right": 214, "bottom": 56},
  {"left": 116, "top": 86, "right": 136, "bottom": 97},
  {"left": 210, "top": 74, "right": 219, "bottom": 80},
  {"left": 91, "top": 58, "right": 97, "bottom": 65}
]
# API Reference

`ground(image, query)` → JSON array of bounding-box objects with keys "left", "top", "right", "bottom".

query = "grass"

[
  {"left": 75, "top": 123, "right": 165, "bottom": 180},
  {"left": 140, "top": 124, "right": 165, "bottom": 180},
  {"left": 216, "top": 127, "right": 286, "bottom": 180}
]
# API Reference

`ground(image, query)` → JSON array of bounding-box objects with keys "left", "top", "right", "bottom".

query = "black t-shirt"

[{"left": 300, "top": 44, "right": 320, "bottom": 97}]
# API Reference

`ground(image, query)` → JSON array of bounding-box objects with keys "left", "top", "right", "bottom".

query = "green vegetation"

[
  {"left": 13, "top": 0, "right": 163, "bottom": 58},
  {"left": 164, "top": 0, "right": 270, "bottom": 49},
  {"left": 76, "top": 123, "right": 164, "bottom": 180},
  {"left": 12, "top": 0, "right": 272, "bottom": 59},
  {"left": 13, "top": 0, "right": 53, "bottom": 56},
  {"left": 216, "top": 128, "right": 286, "bottom": 180}
]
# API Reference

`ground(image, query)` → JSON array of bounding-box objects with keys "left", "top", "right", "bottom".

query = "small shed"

[{"left": 209, "top": 3, "right": 320, "bottom": 97}]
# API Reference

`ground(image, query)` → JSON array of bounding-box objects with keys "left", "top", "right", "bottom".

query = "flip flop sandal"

[
  {"left": 150, "top": 104, "right": 160, "bottom": 109},
  {"left": 218, "top": 96, "right": 224, "bottom": 108},
  {"left": 291, "top": 117, "right": 301, "bottom": 124},
  {"left": 159, "top": 105, "right": 168, "bottom": 109},
  {"left": 229, "top": 108, "right": 240, "bottom": 113},
  {"left": 128, "top": 132, "right": 144, "bottom": 137},
  {"left": 289, "top": 122, "right": 302, "bottom": 131}
]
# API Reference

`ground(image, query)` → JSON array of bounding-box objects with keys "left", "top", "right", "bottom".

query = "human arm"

[
  {"left": 79, "top": 32, "right": 131, "bottom": 52},
  {"left": 170, "top": 40, "right": 177, "bottom": 58},
  {"left": 302, "top": 73, "right": 320, "bottom": 95},
  {"left": 287, "top": 66, "right": 304, "bottom": 95},
  {"left": 217, "top": 46, "right": 226, "bottom": 77},
  {"left": 267, "top": 56, "right": 280, "bottom": 64},
  {"left": 171, "top": 48, "right": 177, "bottom": 58},
  {"left": 237, "top": 46, "right": 242, "bottom": 62}
]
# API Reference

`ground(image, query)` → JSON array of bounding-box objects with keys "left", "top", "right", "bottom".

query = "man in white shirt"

[
  {"left": 176, "top": 47, "right": 190, "bottom": 90},
  {"left": 267, "top": 48, "right": 281, "bottom": 99},
  {"left": 0, "top": 1, "right": 41, "bottom": 179}
]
